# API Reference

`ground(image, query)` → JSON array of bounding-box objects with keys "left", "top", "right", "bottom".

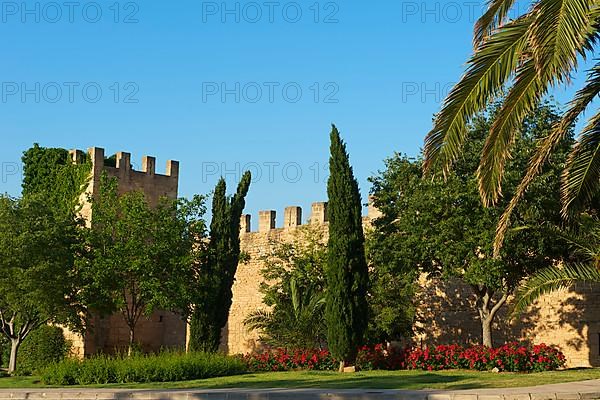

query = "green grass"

[{"left": 2, "top": 369, "right": 600, "bottom": 390}]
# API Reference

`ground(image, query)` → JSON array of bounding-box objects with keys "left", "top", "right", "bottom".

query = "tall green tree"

[
  {"left": 0, "top": 195, "right": 85, "bottom": 373},
  {"left": 325, "top": 125, "right": 369, "bottom": 368},
  {"left": 82, "top": 175, "right": 206, "bottom": 355},
  {"left": 422, "top": 1, "right": 599, "bottom": 254},
  {"left": 189, "top": 172, "right": 251, "bottom": 353},
  {"left": 374, "top": 103, "right": 572, "bottom": 346}
]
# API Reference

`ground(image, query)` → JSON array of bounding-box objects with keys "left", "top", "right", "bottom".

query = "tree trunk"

[
  {"left": 128, "top": 327, "right": 135, "bottom": 357},
  {"left": 474, "top": 287, "right": 509, "bottom": 348},
  {"left": 8, "top": 339, "right": 20, "bottom": 374},
  {"left": 481, "top": 317, "right": 493, "bottom": 348}
]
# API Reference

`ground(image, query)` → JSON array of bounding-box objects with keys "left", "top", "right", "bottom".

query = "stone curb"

[{"left": 2, "top": 380, "right": 600, "bottom": 400}]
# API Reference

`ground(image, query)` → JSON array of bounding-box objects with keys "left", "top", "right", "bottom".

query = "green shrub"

[
  {"left": 16, "top": 326, "right": 71, "bottom": 375},
  {"left": 41, "top": 351, "right": 247, "bottom": 385},
  {"left": 0, "top": 336, "right": 9, "bottom": 368}
]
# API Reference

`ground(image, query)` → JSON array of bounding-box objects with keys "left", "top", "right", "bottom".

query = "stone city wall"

[{"left": 224, "top": 202, "right": 600, "bottom": 368}]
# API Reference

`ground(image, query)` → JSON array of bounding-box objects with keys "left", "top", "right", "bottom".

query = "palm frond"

[
  {"left": 243, "top": 309, "right": 273, "bottom": 332},
  {"left": 423, "top": 16, "right": 532, "bottom": 177},
  {"left": 478, "top": 59, "right": 546, "bottom": 206},
  {"left": 512, "top": 262, "right": 600, "bottom": 315},
  {"left": 493, "top": 61, "right": 600, "bottom": 256},
  {"left": 528, "top": 0, "right": 593, "bottom": 77},
  {"left": 561, "top": 110, "right": 600, "bottom": 215},
  {"left": 474, "top": 0, "right": 520, "bottom": 46}
]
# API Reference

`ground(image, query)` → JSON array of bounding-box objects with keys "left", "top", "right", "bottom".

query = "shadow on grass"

[{"left": 193, "top": 372, "right": 481, "bottom": 390}]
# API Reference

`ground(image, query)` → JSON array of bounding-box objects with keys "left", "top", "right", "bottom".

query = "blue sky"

[{"left": 0, "top": 1, "right": 593, "bottom": 229}]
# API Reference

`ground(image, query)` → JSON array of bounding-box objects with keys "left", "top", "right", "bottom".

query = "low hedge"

[
  {"left": 41, "top": 351, "right": 247, "bottom": 385},
  {"left": 244, "top": 342, "right": 566, "bottom": 373}
]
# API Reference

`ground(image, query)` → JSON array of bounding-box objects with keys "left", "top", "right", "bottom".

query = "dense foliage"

[
  {"left": 369, "top": 102, "right": 573, "bottom": 347},
  {"left": 365, "top": 228, "right": 417, "bottom": 343},
  {"left": 189, "top": 172, "right": 251, "bottom": 353},
  {"left": 0, "top": 195, "right": 85, "bottom": 373},
  {"left": 325, "top": 125, "right": 369, "bottom": 365},
  {"left": 16, "top": 326, "right": 71, "bottom": 375},
  {"left": 243, "top": 342, "right": 565, "bottom": 373},
  {"left": 22, "top": 144, "right": 91, "bottom": 215},
  {"left": 244, "top": 226, "right": 327, "bottom": 349},
  {"left": 41, "top": 352, "right": 247, "bottom": 385}
]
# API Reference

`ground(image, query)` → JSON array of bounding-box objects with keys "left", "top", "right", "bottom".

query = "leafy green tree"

[
  {"left": 189, "top": 172, "right": 251, "bottom": 353},
  {"left": 422, "top": 1, "right": 599, "bottom": 254},
  {"left": 244, "top": 226, "right": 328, "bottom": 349},
  {"left": 82, "top": 175, "right": 206, "bottom": 355},
  {"left": 0, "top": 195, "right": 85, "bottom": 373},
  {"left": 373, "top": 103, "right": 572, "bottom": 347},
  {"left": 325, "top": 125, "right": 369, "bottom": 368}
]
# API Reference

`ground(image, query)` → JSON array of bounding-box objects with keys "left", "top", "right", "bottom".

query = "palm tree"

[
  {"left": 244, "top": 278, "right": 327, "bottom": 349},
  {"left": 513, "top": 215, "right": 600, "bottom": 313},
  {"left": 423, "top": 0, "right": 600, "bottom": 256}
]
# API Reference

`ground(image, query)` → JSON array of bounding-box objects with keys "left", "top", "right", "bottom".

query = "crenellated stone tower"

[
  {"left": 70, "top": 147, "right": 179, "bottom": 223},
  {"left": 65, "top": 147, "right": 186, "bottom": 357}
]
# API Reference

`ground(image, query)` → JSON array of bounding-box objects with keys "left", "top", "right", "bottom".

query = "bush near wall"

[
  {"left": 244, "top": 343, "right": 566, "bottom": 373},
  {"left": 41, "top": 352, "right": 247, "bottom": 385},
  {"left": 16, "top": 326, "right": 71, "bottom": 375}
]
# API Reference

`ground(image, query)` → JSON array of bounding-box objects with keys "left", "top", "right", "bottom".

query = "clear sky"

[{"left": 0, "top": 0, "right": 592, "bottom": 228}]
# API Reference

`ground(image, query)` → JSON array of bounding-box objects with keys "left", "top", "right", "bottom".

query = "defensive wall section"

[{"left": 224, "top": 203, "right": 600, "bottom": 368}]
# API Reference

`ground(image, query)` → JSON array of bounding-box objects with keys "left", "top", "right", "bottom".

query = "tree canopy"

[{"left": 371, "top": 102, "right": 573, "bottom": 346}]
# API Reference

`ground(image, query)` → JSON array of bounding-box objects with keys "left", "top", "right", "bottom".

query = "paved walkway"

[{"left": 1, "top": 379, "right": 600, "bottom": 400}]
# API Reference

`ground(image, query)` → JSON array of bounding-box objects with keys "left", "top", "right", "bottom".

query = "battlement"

[
  {"left": 70, "top": 147, "right": 179, "bottom": 180},
  {"left": 240, "top": 198, "right": 380, "bottom": 234},
  {"left": 72, "top": 147, "right": 180, "bottom": 222}
]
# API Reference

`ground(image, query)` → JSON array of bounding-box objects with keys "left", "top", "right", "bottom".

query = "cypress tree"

[
  {"left": 189, "top": 171, "right": 251, "bottom": 352},
  {"left": 325, "top": 125, "right": 369, "bottom": 369}
]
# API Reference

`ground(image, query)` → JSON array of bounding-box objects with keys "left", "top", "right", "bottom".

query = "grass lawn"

[{"left": 2, "top": 369, "right": 600, "bottom": 390}]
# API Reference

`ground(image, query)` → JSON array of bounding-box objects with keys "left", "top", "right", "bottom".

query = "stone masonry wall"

[{"left": 224, "top": 201, "right": 600, "bottom": 368}]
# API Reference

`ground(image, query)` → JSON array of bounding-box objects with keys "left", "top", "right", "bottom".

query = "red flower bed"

[
  {"left": 243, "top": 342, "right": 565, "bottom": 373},
  {"left": 242, "top": 348, "right": 337, "bottom": 371}
]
